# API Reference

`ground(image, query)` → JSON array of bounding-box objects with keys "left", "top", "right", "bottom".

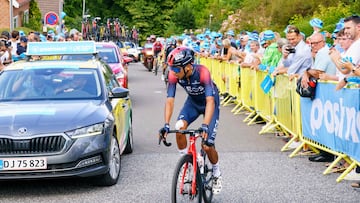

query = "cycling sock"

[
  {"left": 178, "top": 148, "right": 187, "bottom": 156},
  {"left": 212, "top": 162, "right": 221, "bottom": 177}
]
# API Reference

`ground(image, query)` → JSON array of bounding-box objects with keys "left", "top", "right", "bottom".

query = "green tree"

[
  {"left": 25, "top": 0, "right": 42, "bottom": 31},
  {"left": 172, "top": 1, "right": 196, "bottom": 33}
]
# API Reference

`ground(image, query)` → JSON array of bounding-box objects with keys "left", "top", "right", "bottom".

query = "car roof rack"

[{"left": 26, "top": 41, "right": 98, "bottom": 61}]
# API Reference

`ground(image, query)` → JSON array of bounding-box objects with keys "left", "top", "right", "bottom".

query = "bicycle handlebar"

[{"left": 158, "top": 129, "right": 202, "bottom": 147}]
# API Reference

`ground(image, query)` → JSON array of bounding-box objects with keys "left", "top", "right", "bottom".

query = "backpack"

[{"left": 296, "top": 76, "right": 317, "bottom": 100}]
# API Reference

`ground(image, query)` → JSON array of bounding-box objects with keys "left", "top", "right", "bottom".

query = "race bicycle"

[
  {"left": 154, "top": 54, "right": 162, "bottom": 76},
  {"left": 159, "top": 129, "right": 214, "bottom": 203}
]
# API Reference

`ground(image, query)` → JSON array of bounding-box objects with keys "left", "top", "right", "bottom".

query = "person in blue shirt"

[{"left": 159, "top": 46, "right": 222, "bottom": 194}]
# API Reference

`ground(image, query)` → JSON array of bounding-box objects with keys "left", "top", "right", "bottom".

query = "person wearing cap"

[
  {"left": 261, "top": 30, "right": 282, "bottom": 70},
  {"left": 238, "top": 34, "right": 250, "bottom": 53},
  {"left": 330, "top": 15, "right": 360, "bottom": 91},
  {"left": 209, "top": 38, "right": 222, "bottom": 57},
  {"left": 226, "top": 30, "right": 237, "bottom": 49},
  {"left": 17, "top": 36, "right": 27, "bottom": 56},
  {"left": 310, "top": 18, "right": 323, "bottom": 34}
]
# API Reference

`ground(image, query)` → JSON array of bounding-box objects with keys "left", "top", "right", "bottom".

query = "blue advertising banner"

[{"left": 301, "top": 82, "right": 360, "bottom": 161}]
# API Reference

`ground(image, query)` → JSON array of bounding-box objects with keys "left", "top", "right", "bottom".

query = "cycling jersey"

[
  {"left": 153, "top": 42, "right": 163, "bottom": 53},
  {"left": 167, "top": 64, "right": 220, "bottom": 144}
]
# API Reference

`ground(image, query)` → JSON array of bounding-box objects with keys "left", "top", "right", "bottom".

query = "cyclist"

[
  {"left": 152, "top": 37, "right": 163, "bottom": 73},
  {"left": 162, "top": 38, "right": 177, "bottom": 81},
  {"left": 159, "top": 46, "right": 222, "bottom": 194}
]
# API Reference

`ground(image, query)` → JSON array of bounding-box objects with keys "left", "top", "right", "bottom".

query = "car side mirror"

[{"left": 110, "top": 87, "right": 129, "bottom": 99}]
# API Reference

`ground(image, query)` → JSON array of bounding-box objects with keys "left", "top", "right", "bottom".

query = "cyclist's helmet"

[{"left": 167, "top": 47, "right": 194, "bottom": 73}]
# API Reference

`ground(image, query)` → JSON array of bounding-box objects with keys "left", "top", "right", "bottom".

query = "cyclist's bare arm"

[
  {"left": 165, "top": 97, "right": 175, "bottom": 124},
  {"left": 203, "top": 96, "right": 215, "bottom": 126}
]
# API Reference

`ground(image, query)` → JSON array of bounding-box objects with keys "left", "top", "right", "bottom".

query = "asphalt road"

[{"left": 0, "top": 62, "right": 359, "bottom": 203}]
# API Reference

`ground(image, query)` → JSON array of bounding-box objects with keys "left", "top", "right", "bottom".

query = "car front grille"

[{"left": 0, "top": 136, "right": 66, "bottom": 154}]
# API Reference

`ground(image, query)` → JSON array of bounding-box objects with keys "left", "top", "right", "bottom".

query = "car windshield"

[
  {"left": 61, "top": 47, "right": 119, "bottom": 64},
  {"left": 97, "top": 47, "right": 119, "bottom": 63},
  {"left": 0, "top": 68, "right": 101, "bottom": 101}
]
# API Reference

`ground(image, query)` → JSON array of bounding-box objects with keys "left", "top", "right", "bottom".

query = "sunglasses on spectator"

[
  {"left": 310, "top": 40, "right": 324, "bottom": 45},
  {"left": 287, "top": 29, "right": 300, "bottom": 34}
]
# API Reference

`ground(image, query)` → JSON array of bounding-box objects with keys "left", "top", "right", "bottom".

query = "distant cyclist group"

[{"left": 81, "top": 16, "right": 138, "bottom": 44}]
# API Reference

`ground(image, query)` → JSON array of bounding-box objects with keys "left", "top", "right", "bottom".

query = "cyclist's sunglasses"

[{"left": 170, "top": 66, "right": 182, "bottom": 73}]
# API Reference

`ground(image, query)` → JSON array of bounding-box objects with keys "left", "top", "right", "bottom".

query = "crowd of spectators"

[
  {"left": 0, "top": 29, "right": 83, "bottom": 70},
  {"left": 169, "top": 14, "right": 360, "bottom": 188},
  {"left": 1, "top": 14, "right": 360, "bottom": 187}
]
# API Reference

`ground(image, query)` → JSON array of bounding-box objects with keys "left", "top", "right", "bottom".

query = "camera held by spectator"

[
  {"left": 0, "top": 39, "right": 11, "bottom": 49},
  {"left": 285, "top": 46, "right": 296, "bottom": 54}
]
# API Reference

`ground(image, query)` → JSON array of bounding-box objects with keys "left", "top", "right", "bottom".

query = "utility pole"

[
  {"left": 82, "top": 0, "right": 86, "bottom": 18},
  {"left": 9, "top": 0, "right": 13, "bottom": 32}
]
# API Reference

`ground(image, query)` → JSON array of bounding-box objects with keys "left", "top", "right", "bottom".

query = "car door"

[{"left": 103, "top": 63, "right": 129, "bottom": 153}]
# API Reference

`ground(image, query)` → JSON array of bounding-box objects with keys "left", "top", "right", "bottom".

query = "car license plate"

[{"left": 0, "top": 157, "right": 47, "bottom": 171}]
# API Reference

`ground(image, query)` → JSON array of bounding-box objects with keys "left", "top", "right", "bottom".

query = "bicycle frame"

[{"left": 180, "top": 131, "right": 199, "bottom": 196}]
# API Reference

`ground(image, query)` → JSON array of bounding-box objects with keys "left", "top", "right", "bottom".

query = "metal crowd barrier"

[{"left": 198, "top": 56, "right": 360, "bottom": 183}]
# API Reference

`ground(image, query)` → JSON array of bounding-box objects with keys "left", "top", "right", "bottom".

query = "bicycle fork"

[{"left": 180, "top": 136, "right": 199, "bottom": 198}]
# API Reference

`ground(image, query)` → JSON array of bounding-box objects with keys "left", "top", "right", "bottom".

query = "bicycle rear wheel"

[{"left": 171, "top": 154, "right": 202, "bottom": 203}]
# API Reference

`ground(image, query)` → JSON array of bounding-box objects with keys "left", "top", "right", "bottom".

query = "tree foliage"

[
  {"left": 61, "top": 0, "right": 359, "bottom": 39},
  {"left": 172, "top": 1, "right": 196, "bottom": 33},
  {"left": 25, "top": 0, "right": 42, "bottom": 31}
]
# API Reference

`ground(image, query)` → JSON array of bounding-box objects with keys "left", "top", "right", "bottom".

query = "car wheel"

[
  {"left": 123, "top": 116, "right": 133, "bottom": 154},
  {"left": 95, "top": 134, "right": 121, "bottom": 186}
]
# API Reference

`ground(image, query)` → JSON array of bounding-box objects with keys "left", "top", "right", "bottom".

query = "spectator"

[
  {"left": 209, "top": 39, "right": 222, "bottom": 57},
  {"left": 225, "top": 30, "right": 237, "bottom": 49},
  {"left": 309, "top": 18, "right": 323, "bottom": 35},
  {"left": 299, "top": 32, "right": 337, "bottom": 162},
  {"left": 16, "top": 36, "right": 27, "bottom": 55},
  {"left": 9, "top": 30, "right": 19, "bottom": 57},
  {"left": 321, "top": 29, "right": 352, "bottom": 81},
  {"left": 238, "top": 34, "right": 249, "bottom": 53},
  {"left": 0, "top": 39, "right": 12, "bottom": 67},
  {"left": 220, "top": 39, "right": 241, "bottom": 63},
  {"left": 10, "top": 36, "right": 28, "bottom": 62},
  {"left": 240, "top": 40, "right": 262, "bottom": 69},
  {"left": 261, "top": 30, "right": 282, "bottom": 70},
  {"left": 329, "top": 15, "right": 360, "bottom": 187},
  {"left": 281, "top": 25, "right": 312, "bottom": 80},
  {"left": 329, "top": 15, "right": 360, "bottom": 90}
]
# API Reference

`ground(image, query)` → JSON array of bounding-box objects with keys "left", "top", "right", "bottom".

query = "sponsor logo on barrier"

[{"left": 309, "top": 98, "right": 359, "bottom": 143}]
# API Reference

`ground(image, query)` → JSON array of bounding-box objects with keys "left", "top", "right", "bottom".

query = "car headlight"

[{"left": 66, "top": 123, "right": 104, "bottom": 139}]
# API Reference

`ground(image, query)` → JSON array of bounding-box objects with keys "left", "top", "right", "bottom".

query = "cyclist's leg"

[
  {"left": 175, "top": 98, "right": 200, "bottom": 153},
  {"left": 200, "top": 94, "right": 222, "bottom": 194}
]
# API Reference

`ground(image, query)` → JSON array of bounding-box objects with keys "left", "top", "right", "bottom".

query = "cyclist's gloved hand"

[
  {"left": 199, "top": 124, "right": 209, "bottom": 140},
  {"left": 159, "top": 123, "right": 170, "bottom": 135}
]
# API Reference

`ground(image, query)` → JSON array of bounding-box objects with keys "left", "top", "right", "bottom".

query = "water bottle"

[{"left": 197, "top": 153, "right": 204, "bottom": 174}]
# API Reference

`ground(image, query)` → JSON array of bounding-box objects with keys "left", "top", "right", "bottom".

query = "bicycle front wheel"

[
  {"left": 202, "top": 154, "right": 214, "bottom": 203},
  {"left": 171, "top": 154, "right": 202, "bottom": 203},
  {"left": 154, "top": 60, "right": 158, "bottom": 76}
]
